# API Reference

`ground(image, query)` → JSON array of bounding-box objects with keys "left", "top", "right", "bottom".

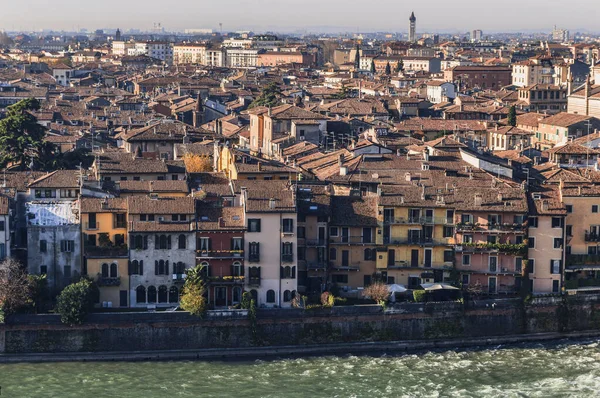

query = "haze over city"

[{"left": 0, "top": 0, "right": 597, "bottom": 33}]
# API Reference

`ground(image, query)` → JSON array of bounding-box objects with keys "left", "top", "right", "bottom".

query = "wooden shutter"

[
  {"left": 292, "top": 266, "right": 296, "bottom": 278},
  {"left": 155, "top": 260, "right": 159, "bottom": 275},
  {"left": 167, "top": 236, "right": 172, "bottom": 250},
  {"left": 139, "top": 260, "right": 144, "bottom": 275},
  {"left": 165, "top": 260, "right": 169, "bottom": 275},
  {"left": 128, "top": 260, "right": 132, "bottom": 276}
]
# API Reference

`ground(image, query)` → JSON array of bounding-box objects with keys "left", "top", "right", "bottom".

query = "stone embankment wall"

[{"left": 1, "top": 295, "right": 600, "bottom": 354}]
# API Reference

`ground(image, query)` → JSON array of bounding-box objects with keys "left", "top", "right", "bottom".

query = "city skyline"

[{"left": 0, "top": 0, "right": 597, "bottom": 34}]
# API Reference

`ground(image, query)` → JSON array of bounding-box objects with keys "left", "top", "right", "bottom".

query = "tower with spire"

[
  {"left": 409, "top": 12, "right": 417, "bottom": 43},
  {"left": 115, "top": 28, "right": 121, "bottom": 41}
]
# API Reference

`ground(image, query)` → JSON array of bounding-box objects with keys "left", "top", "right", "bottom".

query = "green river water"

[{"left": 1, "top": 340, "right": 600, "bottom": 397}]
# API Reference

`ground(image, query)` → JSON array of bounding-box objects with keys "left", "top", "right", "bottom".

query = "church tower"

[
  {"left": 409, "top": 12, "right": 417, "bottom": 43},
  {"left": 115, "top": 28, "right": 121, "bottom": 41}
]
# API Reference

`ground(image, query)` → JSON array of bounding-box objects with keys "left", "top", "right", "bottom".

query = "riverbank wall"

[{"left": 1, "top": 295, "right": 600, "bottom": 357}]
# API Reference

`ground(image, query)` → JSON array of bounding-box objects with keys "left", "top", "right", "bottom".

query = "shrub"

[
  {"left": 363, "top": 282, "right": 390, "bottom": 305},
  {"left": 413, "top": 290, "right": 427, "bottom": 302},
  {"left": 55, "top": 279, "right": 96, "bottom": 325},
  {"left": 180, "top": 265, "right": 207, "bottom": 316},
  {"left": 320, "top": 291, "right": 335, "bottom": 307},
  {"left": 0, "top": 258, "right": 35, "bottom": 317}
]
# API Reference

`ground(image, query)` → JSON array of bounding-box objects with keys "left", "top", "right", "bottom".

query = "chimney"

[
  {"left": 218, "top": 217, "right": 225, "bottom": 227},
  {"left": 405, "top": 172, "right": 411, "bottom": 182},
  {"left": 339, "top": 166, "right": 348, "bottom": 176},
  {"left": 420, "top": 184, "right": 426, "bottom": 200},
  {"left": 338, "top": 153, "right": 344, "bottom": 167},
  {"left": 497, "top": 193, "right": 503, "bottom": 202},
  {"left": 474, "top": 194, "right": 482, "bottom": 206},
  {"left": 269, "top": 198, "right": 276, "bottom": 209},
  {"left": 541, "top": 200, "right": 549, "bottom": 212},
  {"left": 257, "top": 161, "right": 262, "bottom": 171}
]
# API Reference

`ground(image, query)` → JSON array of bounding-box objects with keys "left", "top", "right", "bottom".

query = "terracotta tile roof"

[
  {"left": 1, "top": 171, "right": 47, "bottom": 192},
  {"left": 118, "top": 180, "right": 189, "bottom": 194},
  {"left": 331, "top": 196, "right": 378, "bottom": 226},
  {"left": 529, "top": 188, "right": 567, "bottom": 216},
  {"left": 130, "top": 221, "right": 195, "bottom": 232},
  {"left": 127, "top": 196, "right": 195, "bottom": 215},
  {"left": 547, "top": 142, "right": 600, "bottom": 156},
  {"left": 539, "top": 112, "right": 594, "bottom": 128},
  {"left": 28, "top": 170, "right": 79, "bottom": 189},
  {"left": 196, "top": 206, "right": 245, "bottom": 230},
  {"left": 118, "top": 121, "right": 190, "bottom": 142},
  {"left": 95, "top": 151, "right": 170, "bottom": 174},
  {"left": 190, "top": 172, "right": 233, "bottom": 198},
  {"left": 238, "top": 180, "right": 296, "bottom": 213},
  {"left": 80, "top": 198, "right": 127, "bottom": 213}
]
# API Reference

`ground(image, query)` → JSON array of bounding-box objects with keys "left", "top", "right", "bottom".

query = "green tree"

[
  {"left": 0, "top": 98, "right": 49, "bottom": 170},
  {"left": 385, "top": 61, "right": 391, "bottom": 75},
  {"left": 507, "top": 105, "right": 517, "bottom": 127},
  {"left": 55, "top": 278, "right": 97, "bottom": 325},
  {"left": 354, "top": 44, "right": 361, "bottom": 70},
  {"left": 370, "top": 59, "right": 376, "bottom": 74},
  {"left": 248, "top": 82, "right": 281, "bottom": 109},
  {"left": 395, "top": 58, "right": 403, "bottom": 74},
  {"left": 0, "top": 258, "right": 34, "bottom": 319},
  {"left": 180, "top": 265, "right": 207, "bottom": 316}
]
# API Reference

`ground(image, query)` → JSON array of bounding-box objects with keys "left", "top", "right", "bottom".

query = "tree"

[
  {"left": 370, "top": 59, "right": 376, "bottom": 74},
  {"left": 183, "top": 153, "right": 212, "bottom": 173},
  {"left": 55, "top": 278, "right": 97, "bottom": 325},
  {"left": 363, "top": 282, "right": 390, "bottom": 305},
  {"left": 395, "top": 58, "right": 404, "bottom": 74},
  {"left": 385, "top": 61, "right": 392, "bottom": 75},
  {"left": 248, "top": 82, "right": 281, "bottom": 109},
  {"left": 507, "top": 105, "right": 517, "bottom": 127},
  {"left": 334, "top": 85, "right": 350, "bottom": 99},
  {"left": 320, "top": 291, "right": 335, "bottom": 307},
  {"left": 0, "top": 258, "right": 34, "bottom": 319},
  {"left": 0, "top": 98, "right": 49, "bottom": 170},
  {"left": 180, "top": 265, "right": 207, "bottom": 316}
]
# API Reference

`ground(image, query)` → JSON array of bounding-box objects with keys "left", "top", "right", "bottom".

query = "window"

[
  {"left": 527, "top": 259, "right": 535, "bottom": 274},
  {"left": 297, "top": 226, "right": 306, "bottom": 239},
  {"left": 444, "top": 250, "right": 454, "bottom": 263},
  {"left": 281, "top": 242, "right": 294, "bottom": 262},
  {"left": 198, "top": 237, "right": 211, "bottom": 252},
  {"left": 462, "top": 274, "right": 470, "bottom": 285},
  {"left": 362, "top": 228, "right": 372, "bottom": 243},
  {"left": 329, "top": 227, "right": 339, "bottom": 237},
  {"left": 515, "top": 257, "right": 523, "bottom": 273},
  {"left": 589, "top": 246, "right": 598, "bottom": 255},
  {"left": 329, "top": 247, "right": 337, "bottom": 261},
  {"left": 553, "top": 238, "right": 563, "bottom": 249},
  {"left": 178, "top": 234, "right": 187, "bottom": 249},
  {"left": 147, "top": 286, "right": 157, "bottom": 303},
  {"left": 552, "top": 280, "right": 560, "bottom": 293},
  {"left": 0, "top": 221, "right": 4, "bottom": 231},
  {"left": 110, "top": 263, "right": 118, "bottom": 278},
  {"left": 487, "top": 235, "right": 498, "bottom": 244},
  {"left": 248, "top": 219, "right": 261, "bottom": 232},
  {"left": 551, "top": 217, "right": 562, "bottom": 228},
  {"left": 462, "top": 254, "right": 471, "bottom": 266},
  {"left": 140, "top": 214, "right": 147, "bottom": 221},
  {"left": 155, "top": 260, "right": 169, "bottom": 275},
  {"left": 249, "top": 242, "right": 260, "bottom": 262},
  {"left": 593, "top": 205, "right": 598, "bottom": 213},
  {"left": 331, "top": 274, "right": 348, "bottom": 284},
  {"left": 266, "top": 289, "right": 276, "bottom": 303},
  {"left": 282, "top": 218, "right": 294, "bottom": 233},
  {"left": 462, "top": 235, "right": 473, "bottom": 244},
  {"left": 364, "top": 248, "right": 375, "bottom": 261},
  {"left": 60, "top": 240, "right": 75, "bottom": 253},
  {"left": 40, "top": 240, "right": 47, "bottom": 253},
  {"left": 551, "top": 260, "right": 561, "bottom": 275},
  {"left": 101, "top": 263, "right": 109, "bottom": 278},
  {"left": 528, "top": 237, "right": 536, "bottom": 248},
  {"left": 40, "top": 265, "right": 47, "bottom": 275},
  {"left": 461, "top": 214, "right": 473, "bottom": 224},
  {"left": 155, "top": 235, "right": 171, "bottom": 250},
  {"left": 489, "top": 256, "right": 498, "bottom": 272},
  {"left": 566, "top": 205, "right": 573, "bottom": 213},
  {"left": 136, "top": 286, "right": 146, "bottom": 303},
  {"left": 341, "top": 227, "right": 349, "bottom": 243},
  {"left": 443, "top": 226, "right": 454, "bottom": 238},
  {"left": 130, "top": 260, "right": 143, "bottom": 275},
  {"left": 529, "top": 217, "right": 538, "bottom": 228},
  {"left": 516, "top": 236, "right": 524, "bottom": 245}
]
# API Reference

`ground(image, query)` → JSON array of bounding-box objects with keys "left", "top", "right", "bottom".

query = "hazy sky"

[{"left": 0, "top": 0, "right": 596, "bottom": 33}]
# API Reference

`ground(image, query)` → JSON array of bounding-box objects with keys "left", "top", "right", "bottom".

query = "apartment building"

[
  {"left": 81, "top": 198, "right": 129, "bottom": 307},
  {"left": 173, "top": 43, "right": 207, "bottom": 65},
  {"left": 444, "top": 66, "right": 512, "bottom": 91},
  {"left": 517, "top": 84, "right": 567, "bottom": 114},
  {"left": 127, "top": 196, "right": 196, "bottom": 308},
  {"left": 240, "top": 181, "right": 298, "bottom": 307}
]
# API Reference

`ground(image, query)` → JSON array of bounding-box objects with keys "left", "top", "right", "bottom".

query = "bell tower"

[{"left": 409, "top": 12, "right": 417, "bottom": 43}]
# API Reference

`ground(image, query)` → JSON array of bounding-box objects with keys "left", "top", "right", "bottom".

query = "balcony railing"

[
  {"left": 248, "top": 277, "right": 261, "bottom": 286},
  {"left": 196, "top": 250, "right": 245, "bottom": 259},
  {"left": 114, "top": 221, "right": 127, "bottom": 229},
  {"left": 565, "top": 278, "right": 600, "bottom": 290},
  {"left": 567, "top": 255, "right": 600, "bottom": 266},
  {"left": 585, "top": 232, "right": 600, "bottom": 242},
  {"left": 85, "top": 245, "right": 129, "bottom": 258},
  {"left": 383, "top": 217, "right": 454, "bottom": 226},
  {"left": 455, "top": 243, "right": 527, "bottom": 255},
  {"left": 456, "top": 223, "right": 527, "bottom": 233},
  {"left": 281, "top": 254, "right": 294, "bottom": 263},
  {"left": 248, "top": 253, "right": 260, "bottom": 263},
  {"left": 96, "top": 276, "right": 121, "bottom": 287},
  {"left": 307, "top": 262, "right": 328, "bottom": 270},
  {"left": 172, "top": 274, "right": 186, "bottom": 284},
  {"left": 331, "top": 236, "right": 374, "bottom": 244},
  {"left": 207, "top": 276, "right": 245, "bottom": 285},
  {"left": 304, "top": 239, "right": 327, "bottom": 247},
  {"left": 385, "top": 238, "right": 451, "bottom": 246}
]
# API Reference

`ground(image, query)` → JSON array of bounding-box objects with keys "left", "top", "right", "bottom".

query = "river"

[{"left": 1, "top": 339, "right": 600, "bottom": 397}]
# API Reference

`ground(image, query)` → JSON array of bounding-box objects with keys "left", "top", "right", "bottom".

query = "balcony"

[
  {"left": 307, "top": 262, "right": 328, "bottom": 270},
  {"left": 281, "top": 253, "right": 294, "bottom": 263},
  {"left": 85, "top": 222, "right": 100, "bottom": 231},
  {"left": 585, "top": 232, "right": 600, "bottom": 242},
  {"left": 331, "top": 236, "right": 374, "bottom": 245},
  {"left": 248, "top": 276, "right": 261, "bottom": 286},
  {"left": 196, "top": 250, "right": 245, "bottom": 259},
  {"left": 85, "top": 245, "right": 129, "bottom": 258},
  {"left": 114, "top": 221, "right": 127, "bottom": 229},
  {"left": 248, "top": 253, "right": 260, "bottom": 263},
  {"left": 567, "top": 255, "right": 600, "bottom": 267},
  {"left": 172, "top": 274, "right": 186, "bottom": 284},
  {"left": 304, "top": 239, "right": 327, "bottom": 247},
  {"left": 565, "top": 278, "right": 600, "bottom": 290},
  {"left": 208, "top": 276, "right": 245, "bottom": 285},
  {"left": 383, "top": 217, "right": 454, "bottom": 226},
  {"left": 455, "top": 243, "right": 527, "bottom": 255},
  {"left": 386, "top": 238, "right": 451, "bottom": 246},
  {"left": 96, "top": 276, "right": 121, "bottom": 287},
  {"left": 456, "top": 223, "right": 527, "bottom": 233}
]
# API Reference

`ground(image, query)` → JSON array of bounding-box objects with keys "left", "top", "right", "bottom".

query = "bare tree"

[{"left": 0, "top": 258, "right": 33, "bottom": 316}]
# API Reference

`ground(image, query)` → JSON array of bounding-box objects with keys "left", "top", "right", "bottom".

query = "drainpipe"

[{"left": 279, "top": 213, "right": 282, "bottom": 308}]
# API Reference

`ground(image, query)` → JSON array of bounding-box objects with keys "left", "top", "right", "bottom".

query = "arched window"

[
  {"left": 266, "top": 289, "right": 275, "bottom": 303},
  {"left": 200, "top": 261, "right": 210, "bottom": 277},
  {"left": 232, "top": 287, "right": 242, "bottom": 303},
  {"left": 283, "top": 290, "right": 291, "bottom": 302},
  {"left": 147, "top": 286, "right": 157, "bottom": 303},
  {"left": 110, "top": 263, "right": 118, "bottom": 278},
  {"left": 101, "top": 263, "right": 109, "bottom": 278},
  {"left": 158, "top": 285, "right": 168, "bottom": 303},
  {"left": 178, "top": 234, "right": 186, "bottom": 249},
  {"left": 250, "top": 289, "right": 258, "bottom": 303},
  {"left": 136, "top": 286, "right": 146, "bottom": 303},
  {"left": 232, "top": 261, "right": 242, "bottom": 277},
  {"left": 169, "top": 286, "right": 179, "bottom": 303}
]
